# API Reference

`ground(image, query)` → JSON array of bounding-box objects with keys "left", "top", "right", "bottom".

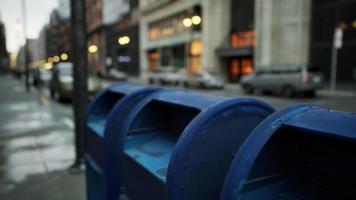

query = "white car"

[
  {"left": 148, "top": 67, "right": 183, "bottom": 86},
  {"left": 183, "top": 72, "right": 224, "bottom": 89}
]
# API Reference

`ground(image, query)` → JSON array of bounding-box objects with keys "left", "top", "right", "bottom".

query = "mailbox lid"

[
  {"left": 220, "top": 104, "right": 356, "bottom": 200},
  {"left": 167, "top": 98, "right": 275, "bottom": 200},
  {"left": 121, "top": 90, "right": 226, "bottom": 180}
]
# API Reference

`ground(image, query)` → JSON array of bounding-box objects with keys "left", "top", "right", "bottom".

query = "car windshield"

[{"left": 40, "top": 70, "right": 52, "bottom": 78}]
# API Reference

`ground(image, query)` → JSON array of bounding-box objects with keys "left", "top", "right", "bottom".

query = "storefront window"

[
  {"left": 241, "top": 58, "right": 253, "bottom": 74},
  {"left": 230, "top": 30, "right": 255, "bottom": 48},
  {"left": 230, "top": 59, "right": 240, "bottom": 80},
  {"left": 172, "top": 44, "right": 185, "bottom": 68},
  {"left": 148, "top": 51, "right": 160, "bottom": 71},
  {"left": 229, "top": 57, "right": 253, "bottom": 81}
]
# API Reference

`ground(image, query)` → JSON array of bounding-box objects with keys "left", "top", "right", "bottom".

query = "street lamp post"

[
  {"left": 330, "top": 25, "right": 343, "bottom": 92},
  {"left": 21, "top": 0, "right": 30, "bottom": 92},
  {"left": 69, "top": 0, "right": 88, "bottom": 172}
]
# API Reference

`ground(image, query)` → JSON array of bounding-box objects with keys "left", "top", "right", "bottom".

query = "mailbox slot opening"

[
  {"left": 87, "top": 91, "right": 124, "bottom": 135},
  {"left": 124, "top": 100, "right": 200, "bottom": 182},
  {"left": 241, "top": 126, "right": 356, "bottom": 199}
]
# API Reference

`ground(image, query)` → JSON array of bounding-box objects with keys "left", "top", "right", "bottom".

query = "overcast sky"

[{"left": 0, "top": 0, "right": 58, "bottom": 52}]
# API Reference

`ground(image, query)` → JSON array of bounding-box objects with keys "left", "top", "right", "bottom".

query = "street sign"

[
  {"left": 333, "top": 27, "right": 343, "bottom": 49},
  {"left": 330, "top": 27, "right": 343, "bottom": 92}
]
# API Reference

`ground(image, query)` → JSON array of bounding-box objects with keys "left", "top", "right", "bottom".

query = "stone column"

[
  {"left": 254, "top": 0, "right": 311, "bottom": 70},
  {"left": 201, "top": 0, "right": 231, "bottom": 73}
]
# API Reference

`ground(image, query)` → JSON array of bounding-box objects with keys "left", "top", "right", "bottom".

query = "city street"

[{"left": 0, "top": 74, "right": 355, "bottom": 199}]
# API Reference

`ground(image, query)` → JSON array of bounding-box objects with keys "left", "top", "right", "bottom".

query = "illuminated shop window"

[
  {"left": 189, "top": 40, "right": 202, "bottom": 75},
  {"left": 149, "top": 51, "right": 160, "bottom": 71},
  {"left": 241, "top": 58, "right": 253, "bottom": 74},
  {"left": 230, "top": 58, "right": 240, "bottom": 79},
  {"left": 190, "top": 40, "right": 202, "bottom": 56},
  {"left": 229, "top": 58, "right": 253, "bottom": 81},
  {"left": 231, "top": 30, "right": 255, "bottom": 48}
]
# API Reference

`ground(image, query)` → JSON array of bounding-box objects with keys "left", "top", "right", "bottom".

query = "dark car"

[{"left": 183, "top": 71, "right": 224, "bottom": 89}]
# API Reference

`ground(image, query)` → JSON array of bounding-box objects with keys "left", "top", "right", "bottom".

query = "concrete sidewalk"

[{"left": 0, "top": 75, "right": 85, "bottom": 200}]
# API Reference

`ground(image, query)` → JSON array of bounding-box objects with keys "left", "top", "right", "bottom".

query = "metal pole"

[
  {"left": 69, "top": 0, "right": 88, "bottom": 172},
  {"left": 21, "top": 0, "right": 30, "bottom": 92},
  {"left": 330, "top": 46, "right": 338, "bottom": 92}
]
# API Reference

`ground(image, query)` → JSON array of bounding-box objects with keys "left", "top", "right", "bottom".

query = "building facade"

[
  {"left": 46, "top": 8, "right": 71, "bottom": 62},
  {"left": 254, "top": 0, "right": 356, "bottom": 82},
  {"left": 0, "top": 20, "right": 9, "bottom": 71},
  {"left": 138, "top": 0, "right": 356, "bottom": 83},
  {"left": 86, "top": 0, "right": 106, "bottom": 73},
  {"left": 139, "top": 0, "right": 231, "bottom": 78},
  {"left": 105, "top": 0, "right": 140, "bottom": 76},
  {"left": 37, "top": 27, "right": 47, "bottom": 63},
  {"left": 254, "top": 0, "right": 311, "bottom": 71},
  {"left": 216, "top": 0, "right": 255, "bottom": 82}
]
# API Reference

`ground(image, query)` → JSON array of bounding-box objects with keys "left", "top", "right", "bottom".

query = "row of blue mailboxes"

[{"left": 85, "top": 83, "right": 356, "bottom": 200}]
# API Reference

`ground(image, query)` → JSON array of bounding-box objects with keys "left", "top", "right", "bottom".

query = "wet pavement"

[{"left": 0, "top": 75, "right": 85, "bottom": 200}]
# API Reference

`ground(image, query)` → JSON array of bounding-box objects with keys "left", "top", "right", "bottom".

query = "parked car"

[
  {"left": 50, "top": 62, "right": 102, "bottom": 101},
  {"left": 240, "top": 66, "right": 323, "bottom": 97},
  {"left": 148, "top": 67, "right": 183, "bottom": 86},
  {"left": 183, "top": 71, "right": 224, "bottom": 89},
  {"left": 99, "top": 67, "right": 128, "bottom": 81}
]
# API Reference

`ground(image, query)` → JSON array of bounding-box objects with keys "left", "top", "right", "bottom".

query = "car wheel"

[
  {"left": 282, "top": 85, "right": 295, "bottom": 97},
  {"left": 242, "top": 84, "right": 254, "bottom": 94}
]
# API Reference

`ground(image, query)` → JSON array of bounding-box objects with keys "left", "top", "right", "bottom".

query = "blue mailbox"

[
  {"left": 104, "top": 90, "right": 275, "bottom": 200},
  {"left": 220, "top": 104, "right": 356, "bottom": 200},
  {"left": 85, "top": 83, "right": 160, "bottom": 200}
]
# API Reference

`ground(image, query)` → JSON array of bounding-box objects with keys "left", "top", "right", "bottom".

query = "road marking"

[{"left": 62, "top": 117, "right": 74, "bottom": 129}]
